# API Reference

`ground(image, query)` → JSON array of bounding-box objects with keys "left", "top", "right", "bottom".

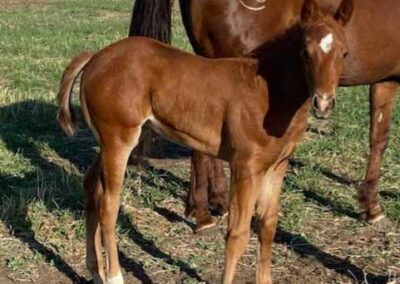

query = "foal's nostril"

[
  {"left": 312, "top": 95, "right": 319, "bottom": 111},
  {"left": 311, "top": 95, "right": 336, "bottom": 118}
]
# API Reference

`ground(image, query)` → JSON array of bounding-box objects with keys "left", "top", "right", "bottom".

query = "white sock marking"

[
  {"left": 107, "top": 271, "right": 124, "bottom": 284},
  {"left": 378, "top": 112, "right": 383, "bottom": 123}
]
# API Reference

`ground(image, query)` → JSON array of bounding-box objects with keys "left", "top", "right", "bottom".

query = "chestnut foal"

[{"left": 57, "top": 5, "right": 348, "bottom": 284}]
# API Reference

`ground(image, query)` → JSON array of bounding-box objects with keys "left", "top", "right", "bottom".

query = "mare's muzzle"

[{"left": 311, "top": 94, "right": 336, "bottom": 119}]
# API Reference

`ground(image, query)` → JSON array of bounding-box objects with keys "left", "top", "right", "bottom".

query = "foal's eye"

[{"left": 343, "top": 51, "right": 349, "bottom": 58}]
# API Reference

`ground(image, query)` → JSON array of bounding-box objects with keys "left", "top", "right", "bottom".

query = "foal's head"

[{"left": 301, "top": 0, "right": 353, "bottom": 119}]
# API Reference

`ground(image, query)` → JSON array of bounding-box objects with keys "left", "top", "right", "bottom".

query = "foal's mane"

[{"left": 249, "top": 23, "right": 305, "bottom": 63}]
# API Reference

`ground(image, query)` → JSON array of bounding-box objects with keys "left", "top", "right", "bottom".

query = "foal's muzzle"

[{"left": 312, "top": 94, "right": 336, "bottom": 119}]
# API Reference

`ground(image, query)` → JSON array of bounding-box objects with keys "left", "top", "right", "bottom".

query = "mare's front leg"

[
  {"left": 359, "top": 82, "right": 398, "bottom": 223},
  {"left": 223, "top": 158, "right": 263, "bottom": 284},
  {"left": 186, "top": 151, "right": 216, "bottom": 232},
  {"left": 209, "top": 157, "right": 228, "bottom": 216},
  {"left": 255, "top": 160, "right": 288, "bottom": 284}
]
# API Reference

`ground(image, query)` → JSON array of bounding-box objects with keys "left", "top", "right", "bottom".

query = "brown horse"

[
  {"left": 57, "top": 1, "right": 349, "bottom": 282},
  {"left": 130, "top": 0, "right": 400, "bottom": 231}
]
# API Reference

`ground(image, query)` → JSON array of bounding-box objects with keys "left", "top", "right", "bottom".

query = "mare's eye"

[{"left": 343, "top": 51, "right": 349, "bottom": 58}]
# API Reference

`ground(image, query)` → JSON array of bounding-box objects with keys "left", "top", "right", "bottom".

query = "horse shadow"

[
  {"left": 0, "top": 100, "right": 392, "bottom": 283},
  {"left": 0, "top": 101, "right": 169, "bottom": 282},
  {"left": 0, "top": 100, "right": 203, "bottom": 283},
  {"left": 0, "top": 100, "right": 94, "bottom": 283},
  {"left": 287, "top": 159, "right": 360, "bottom": 219}
]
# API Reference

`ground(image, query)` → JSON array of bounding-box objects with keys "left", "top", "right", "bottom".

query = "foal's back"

[{"left": 81, "top": 37, "right": 268, "bottom": 156}]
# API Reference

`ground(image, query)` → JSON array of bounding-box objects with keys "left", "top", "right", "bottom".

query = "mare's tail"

[
  {"left": 57, "top": 52, "right": 93, "bottom": 136},
  {"left": 128, "top": 0, "right": 173, "bottom": 43}
]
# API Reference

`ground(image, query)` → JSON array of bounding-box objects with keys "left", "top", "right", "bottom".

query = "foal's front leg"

[
  {"left": 255, "top": 160, "right": 288, "bottom": 284},
  {"left": 359, "top": 82, "right": 398, "bottom": 223},
  {"left": 223, "top": 160, "right": 262, "bottom": 284}
]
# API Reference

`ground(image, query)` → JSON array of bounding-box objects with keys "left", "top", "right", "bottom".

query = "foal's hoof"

[
  {"left": 360, "top": 208, "right": 385, "bottom": 224},
  {"left": 107, "top": 272, "right": 124, "bottom": 284},
  {"left": 368, "top": 213, "right": 386, "bottom": 224}
]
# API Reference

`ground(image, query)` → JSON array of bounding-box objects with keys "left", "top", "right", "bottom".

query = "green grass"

[{"left": 0, "top": 0, "right": 399, "bottom": 283}]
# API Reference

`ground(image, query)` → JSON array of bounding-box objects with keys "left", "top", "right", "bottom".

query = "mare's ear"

[
  {"left": 334, "top": 0, "right": 354, "bottom": 26},
  {"left": 301, "top": 0, "right": 319, "bottom": 24}
]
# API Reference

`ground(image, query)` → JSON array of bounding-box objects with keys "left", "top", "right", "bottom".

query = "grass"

[{"left": 0, "top": 0, "right": 399, "bottom": 283}]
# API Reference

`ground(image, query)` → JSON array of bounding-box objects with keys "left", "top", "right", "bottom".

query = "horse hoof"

[
  {"left": 369, "top": 213, "right": 385, "bottom": 224},
  {"left": 107, "top": 272, "right": 124, "bottom": 284},
  {"left": 369, "top": 214, "right": 394, "bottom": 231},
  {"left": 194, "top": 219, "right": 217, "bottom": 234}
]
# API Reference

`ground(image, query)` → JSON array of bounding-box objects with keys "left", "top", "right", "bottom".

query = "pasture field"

[{"left": 0, "top": 0, "right": 399, "bottom": 283}]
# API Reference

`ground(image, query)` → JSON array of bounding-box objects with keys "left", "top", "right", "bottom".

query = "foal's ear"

[
  {"left": 334, "top": 0, "right": 354, "bottom": 26},
  {"left": 301, "top": 0, "right": 319, "bottom": 24}
]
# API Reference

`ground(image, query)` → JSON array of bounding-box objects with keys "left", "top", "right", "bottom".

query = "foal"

[{"left": 57, "top": 3, "right": 349, "bottom": 283}]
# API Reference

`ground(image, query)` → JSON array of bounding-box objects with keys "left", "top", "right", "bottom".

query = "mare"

[
  {"left": 130, "top": 0, "right": 400, "bottom": 231},
  {"left": 57, "top": 0, "right": 349, "bottom": 283}
]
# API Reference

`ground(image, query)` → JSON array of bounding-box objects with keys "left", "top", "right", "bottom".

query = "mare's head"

[{"left": 301, "top": 0, "right": 353, "bottom": 119}]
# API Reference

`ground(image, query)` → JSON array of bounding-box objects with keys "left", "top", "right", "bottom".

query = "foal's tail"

[
  {"left": 128, "top": 0, "right": 173, "bottom": 43},
  {"left": 57, "top": 52, "right": 94, "bottom": 136}
]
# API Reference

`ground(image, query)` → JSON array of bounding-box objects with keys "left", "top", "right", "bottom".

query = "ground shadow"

[
  {"left": 275, "top": 228, "right": 389, "bottom": 283},
  {"left": 380, "top": 190, "right": 400, "bottom": 200},
  {"left": 118, "top": 212, "right": 203, "bottom": 282},
  {"left": 0, "top": 101, "right": 97, "bottom": 283},
  {"left": 118, "top": 250, "right": 153, "bottom": 284},
  {"left": 290, "top": 159, "right": 356, "bottom": 187},
  {"left": 287, "top": 159, "right": 360, "bottom": 220},
  {"left": 0, "top": 172, "right": 89, "bottom": 284},
  {"left": 0, "top": 101, "right": 156, "bottom": 283},
  {"left": 130, "top": 163, "right": 189, "bottom": 203}
]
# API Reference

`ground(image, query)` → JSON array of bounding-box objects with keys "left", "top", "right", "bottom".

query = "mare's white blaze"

[{"left": 319, "top": 33, "right": 334, "bottom": 54}]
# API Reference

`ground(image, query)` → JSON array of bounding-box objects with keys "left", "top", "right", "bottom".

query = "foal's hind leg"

[
  {"left": 359, "top": 82, "right": 398, "bottom": 223},
  {"left": 84, "top": 157, "right": 106, "bottom": 283},
  {"left": 255, "top": 160, "right": 287, "bottom": 284},
  {"left": 98, "top": 126, "right": 141, "bottom": 283}
]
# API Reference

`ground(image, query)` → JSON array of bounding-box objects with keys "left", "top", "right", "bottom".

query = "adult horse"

[{"left": 129, "top": 0, "right": 400, "bottom": 231}]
